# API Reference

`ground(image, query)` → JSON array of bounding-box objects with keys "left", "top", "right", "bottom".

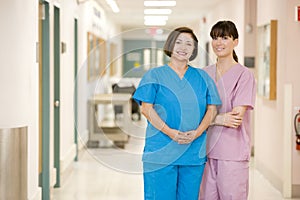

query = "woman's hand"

[
  {"left": 141, "top": 102, "right": 200, "bottom": 143},
  {"left": 166, "top": 129, "right": 197, "bottom": 144},
  {"left": 176, "top": 130, "right": 198, "bottom": 144},
  {"left": 215, "top": 111, "right": 242, "bottom": 128}
]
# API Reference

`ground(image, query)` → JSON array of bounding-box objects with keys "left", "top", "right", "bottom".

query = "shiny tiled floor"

[{"left": 52, "top": 120, "right": 299, "bottom": 200}]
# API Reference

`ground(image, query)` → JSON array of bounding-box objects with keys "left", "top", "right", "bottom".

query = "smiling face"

[
  {"left": 209, "top": 21, "right": 239, "bottom": 61},
  {"left": 171, "top": 32, "right": 195, "bottom": 62},
  {"left": 211, "top": 35, "right": 238, "bottom": 59}
]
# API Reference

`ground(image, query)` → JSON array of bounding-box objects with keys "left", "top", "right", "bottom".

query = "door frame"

[
  {"left": 53, "top": 5, "right": 61, "bottom": 188},
  {"left": 74, "top": 17, "right": 79, "bottom": 161},
  {"left": 39, "top": 1, "right": 51, "bottom": 200}
]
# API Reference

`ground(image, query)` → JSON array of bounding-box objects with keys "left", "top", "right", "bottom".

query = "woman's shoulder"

[
  {"left": 202, "top": 64, "right": 215, "bottom": 75},
  {"left": 189, "top": 65, "right": 215, "bottom": 82},
  {"left": 191, "top": 65, "right": 215, "bottom": 78},
  {"left": 189, "top": 65, "right": 210, "bottom": 73},
  {"left": 236, "top": 63, "right": 255, "bottom": 78},
  {"left": 229, "top": 64, "right": 256, "bottom": 86},
  {"left": 140, "top": 65, "right": 168, "bottom": 83},
  {"left": 188, "top": 66, "right": 205, "bottom": 75},
  {"left": 144, "top": 65, "right": 166, "bottom": 74},
  {"left": 147, "top": 65, "right": 168, "bottom": 73}
]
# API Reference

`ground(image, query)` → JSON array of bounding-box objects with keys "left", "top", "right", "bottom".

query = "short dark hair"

[{"left": 163, "top": 27, "right": 198, "bottom": 61}]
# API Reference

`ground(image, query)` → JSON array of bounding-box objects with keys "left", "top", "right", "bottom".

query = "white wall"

[
  {"left": 0, "top": 1, "right": 121, "bottom": 199},
  {"left": 56, "top": 0, "right": 78, "bottom": 175},
  {"left": 77, "top": 0, "right": 122, "bottom": 147},
  {"left": 0, "top": 0, "right": 41, "bottom": 199}
]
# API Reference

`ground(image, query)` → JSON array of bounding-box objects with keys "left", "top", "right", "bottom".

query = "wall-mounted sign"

[{"left": 296, "top": 6, "right": 300, "bottom": 22}]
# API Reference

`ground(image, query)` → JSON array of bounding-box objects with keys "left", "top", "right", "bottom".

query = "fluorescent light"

[
  {"left": 144, "top": 1, "right": 176, "bottom": 7},
  {"left": 144, "top": 9, "right": 172, "bottom": 15},
  {"left": 144, "top": 16, "right": 169, "bottom": 21},
  {"left": 105, "top": 0, "right": 120, "bottom": 13},
  {"left": 144, "top": 20, "right": 167, "bottom": 26}
]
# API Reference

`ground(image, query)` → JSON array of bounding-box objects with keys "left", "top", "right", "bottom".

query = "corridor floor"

[{"left": 52, "top": 119, "right": 299, "bottom": 200}]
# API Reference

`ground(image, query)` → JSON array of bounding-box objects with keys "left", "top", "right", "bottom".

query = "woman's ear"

[{"left": 234, "top": 38, "right": 239, "bottom": 47}]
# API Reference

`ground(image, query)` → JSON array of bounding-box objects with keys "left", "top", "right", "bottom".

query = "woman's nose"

[
  {"left": 215, "top": 38, "right": 222, "bottom": 44},
  {"left": 178, "top": 43, "right": 187, "bottom": 50}
]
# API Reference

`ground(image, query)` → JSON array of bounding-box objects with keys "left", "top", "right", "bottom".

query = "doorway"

[{"left": 38, "top": 1, "right": 50, "bottom": 200}]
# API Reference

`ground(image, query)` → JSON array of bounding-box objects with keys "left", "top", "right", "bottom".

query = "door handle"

[{"left": 54, "top": 100, "right": 60, "bottom": 108}]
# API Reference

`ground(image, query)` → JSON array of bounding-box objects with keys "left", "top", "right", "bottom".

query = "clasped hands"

[{"left": 170, "top": 130, "right": 199, "bottom": 144}]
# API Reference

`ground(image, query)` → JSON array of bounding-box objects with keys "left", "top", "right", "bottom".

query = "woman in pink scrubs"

[{"left": 199, "top": 21, "right": 256, "bottom": 200}]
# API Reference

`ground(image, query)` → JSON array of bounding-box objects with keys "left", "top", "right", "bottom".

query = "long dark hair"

[
  {"left": 164, "top": 27, "right": 198, "bottom": 61},
  {"left": 210, "top": 20, "right": 239, "bottom": 62}
]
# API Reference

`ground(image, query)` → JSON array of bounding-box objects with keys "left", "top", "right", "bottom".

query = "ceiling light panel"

[
  {"left": 144, "top": 16, "right": 169, "bottom": 21},
  {"left": 144, "top": 1, "right": 176, "bottom": 7},
  {"left": 144, "top": 9, "right": 172, "bottom": 15},
  {"left": 144, "top": 20, "right": 167, "bottom": 26},
  {"left": 105, "top": 0, "right": 120, "bottom": 13}
]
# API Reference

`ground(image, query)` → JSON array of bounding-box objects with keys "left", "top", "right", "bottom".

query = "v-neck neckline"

[
  {"left": 167, "top": 64, "right": 190, "bottom": 81},
  {"left": 214, "top": 63, "right": 239, "bottom": 82}
]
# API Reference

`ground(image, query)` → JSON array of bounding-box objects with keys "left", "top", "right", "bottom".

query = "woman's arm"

[
  {"left": 194, "top": 105, "right": 217, "bottom": 136},
  {"left": 140, "top": 102, "right": 180, "bottom": 141},
  {"left": 178, "top": 105, "right": 217, "bottom": 144},
  {"left": 212, "top": 105, "right": 247, "bottom": 128}
]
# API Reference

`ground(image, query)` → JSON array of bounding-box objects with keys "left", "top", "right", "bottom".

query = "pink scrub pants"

[{"left": 199, "top": 158, "right": 249, "bottom": 200}]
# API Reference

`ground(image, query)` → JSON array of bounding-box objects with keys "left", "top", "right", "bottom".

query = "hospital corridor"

[
  {"left": 50, "top": 116, "right": 300, "bottom": 200},
  {"left": 1, "top": 0, "right": 300, "bottom": 200}
]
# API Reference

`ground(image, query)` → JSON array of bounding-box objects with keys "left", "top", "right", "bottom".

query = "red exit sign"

[{"left": 296, "top": 6, "right": 300, "bottom": 21}]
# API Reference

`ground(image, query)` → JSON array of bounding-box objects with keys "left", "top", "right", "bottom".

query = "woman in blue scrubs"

[{"left": 133, "top": 27, "right": 221, "bottom": 200}]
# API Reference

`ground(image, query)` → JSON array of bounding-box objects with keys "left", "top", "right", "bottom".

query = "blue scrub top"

[{"left": 133, "top": 65, "right": 221, "bottom": 165}]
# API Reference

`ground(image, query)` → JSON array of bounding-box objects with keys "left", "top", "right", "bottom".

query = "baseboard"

[
  {"left": 28, "top": 187, "right": 42, "bottom": 200},
  {"left": 50, "top": 167, "right": 57, "bottom": 187},
  {"left": 255, "top": 158, "right": 282, "bottom": 193},
  {"left": 58, "top": 144, "right": 76, "bottom": 186},
  {"left": 57, "top": 130, "right": 89, "bottom": 186},
  {"left": 293, "top": 184, "right": 300, "bottom": 197},
  {"left": 78, "top": 129, "right": 89, "bottom": 150},
  {"left": 60, "top": 144, "right": 77, "bottom": 173}
]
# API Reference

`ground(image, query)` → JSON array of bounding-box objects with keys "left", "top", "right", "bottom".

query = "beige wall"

[
  {"left": 205, "top": 0, "right": 245, "bottom": 65},
  {"left": 199, "top": 0, "right": 300, "bottom": 197},
  {"left": 286, "top": 1, "right": 300, "bottom": 186},
  {"left": 255, "top": 0, "right": 300, "bottom": 196}
]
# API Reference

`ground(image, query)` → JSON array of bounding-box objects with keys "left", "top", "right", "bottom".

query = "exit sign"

[{"left": 296, "top": 6, "right": 300, "bottom": 21}]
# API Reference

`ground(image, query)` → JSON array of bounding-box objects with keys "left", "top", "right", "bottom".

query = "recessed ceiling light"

[
  {"left": 144, "top": 16, "right": 169, "bottom": 21},
  {"left": 105, "top": 0, "right": 120, "bottom": 13},
  {"left": 144, "top": 9, "right": 172, "bottom": 15},
  {"left": 144, "top": 20, "right": 167, "bottom": 26},
  {"left": 144, "top": 1, "right": 176, "bottom": 7}
]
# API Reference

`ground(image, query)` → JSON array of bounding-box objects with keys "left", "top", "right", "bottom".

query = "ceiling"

[{"left": 96, "top": 0, "right": 223, "bottom": 30}]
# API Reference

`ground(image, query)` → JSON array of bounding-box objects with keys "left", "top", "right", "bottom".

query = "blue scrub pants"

[{"left": 143, "top": 162, "right": 205, "bottom": 200}]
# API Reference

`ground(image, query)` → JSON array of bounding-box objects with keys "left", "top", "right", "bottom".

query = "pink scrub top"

[{"left": 203, "top": 64, "right": 256, "bottom": 161}]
